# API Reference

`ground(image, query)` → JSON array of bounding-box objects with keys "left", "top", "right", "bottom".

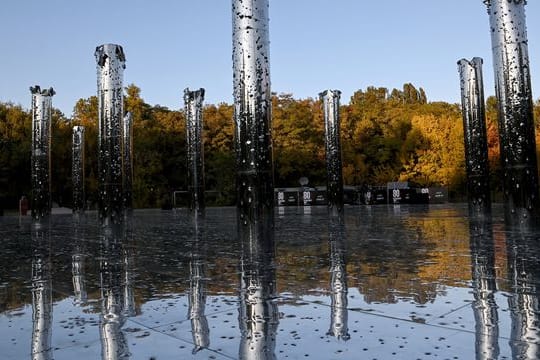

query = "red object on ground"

[{"left": 19, "top": 196, "right": 28, "bottom": 216}]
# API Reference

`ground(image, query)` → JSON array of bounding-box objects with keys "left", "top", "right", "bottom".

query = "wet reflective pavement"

[{"left": 1, "top": 204, "right": 540, "bottom": 359}]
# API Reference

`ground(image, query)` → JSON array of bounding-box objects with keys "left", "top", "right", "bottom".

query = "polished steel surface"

[
  {"left": 469, "top": 217, "right": 499, "bottom": 359},
  {"left": 320, "top": 90, "right": 344, "bottom": 216},
  {"left": 99, "top": 224, "right": 131, "bottom": 359},
  {"left": 184, "top": 88, "right": 206, "bottom": 215},
  {"left": 232, "top": 0, "right": 274, "bottom": 224},
  {"left": 238, "top": 218, "right": 278, "bottom": 360},
  {"left": 506, "top": 228, "right": 540, "bottom": 359},
  {"left": 72, "top": 126, "right": 85, "bottom": 213},
  {"left": 30, "top": 221, "right": 53, "bottom": 360},
  {"left": 485, "top": 0, "right": 538, "bottom": 223},
  {"left": 122, "top": 112, "right": 133, "bottom": 211},
  {"left": 188, "top": 217, "right": 210, "bottom": 353},
  {"left": 95, "top": 44, "right": 126, "bottom": 225},
  {"left": 30, "top": 86, "right": 55, "bottom": 220},
  {"left": 327, "top": 216, "right": 349, "bottom": 341},
  {"left": 457, "top": 58, "right": 491, "bottom": 215}
]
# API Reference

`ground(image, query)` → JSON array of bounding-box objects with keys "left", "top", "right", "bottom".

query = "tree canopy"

[{"left": 1, "top": 83, "right": 538, "bottom": 209}]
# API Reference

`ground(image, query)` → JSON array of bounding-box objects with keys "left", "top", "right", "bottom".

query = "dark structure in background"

[
  {"left": 484, "top": 0, "right": 539, "bottom": 224},
  {"left": 72, "top": 126, "right": 85, "bottom": 214},
  {"left": 95, "top": 44, "right": 126, "bottom": 225},
  {"left": 458, "top": 57, "right": 491, "bottom": 215},
  {"left": 320, "top": 90, "right": 344, "bottom": 216},
  {"left": 273, "top": 183, "right": 446, "bottom": 207},
  {"left": 184, "top": 88, "right": 206, "bottom": 216},
  {"left": 30, "top": 86, "right": 55, "bottom": 220}
]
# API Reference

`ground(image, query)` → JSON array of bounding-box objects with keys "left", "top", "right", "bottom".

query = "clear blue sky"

[{"left": 1, "top": 0, "right": 539, "bottom": 116}]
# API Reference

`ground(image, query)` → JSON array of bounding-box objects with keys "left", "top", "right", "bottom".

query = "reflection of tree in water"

[
  {"left": 347, "top": 207, "right": 436, "bottom": 304},
  {"left": 347, "top": 207, "right": 471, "bottom": 304},
  {"left": 506, "top": 227, "right": 540, "bottom": 359}
]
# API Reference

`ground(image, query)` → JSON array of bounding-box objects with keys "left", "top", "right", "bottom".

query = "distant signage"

[
  {"left": 277, "top": 191, "right": 285, "bottom": 206},
  {"left": 302, "top": 190, "right": 312, "bottom": 205},
  {"left": 429, "top": 187, "right": 448, "bottom": 203}
]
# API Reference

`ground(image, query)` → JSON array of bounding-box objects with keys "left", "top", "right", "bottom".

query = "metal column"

[
  {"left": 458, "top": 58, "right": 491, "bottom": 215},
  {"left": 484, "top": 0, "right": 539, "bottom": 224},
  {"left": 30, "top": 86, "right": 55, "bottom": 220},
  {"left": 95, "top": 44, "right": 126, "bottom": 225},
  {"left": 184, "top": 88, "right": 206, "bottom": 215},
  {"left": 320, "top": 90, "right": 344, "bottom": 216},
  {"left": 232, "top": 0, "right": 274, "bottom": 223},
  {"left": 122, "top": 112, "right": 133, "bottom": 211},
  {"left": 72, "top": 126, "right": 85, "bottom": 214}
]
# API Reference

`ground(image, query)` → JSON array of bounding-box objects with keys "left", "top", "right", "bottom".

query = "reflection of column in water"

[
  {"left": 184, "top": 88, "right": 206, "bottom": 215},
  {"left": 72, "top": 217, "right": 87, "bottom": 305},
  {"left": 72, "top": 252, "right": 87, "bottom": 305},
  {"left": 232, "top": 0, "right": 274, "bottom": 221},
  {"left": 468, "top": 216, "right": 499, "bottom": 359},
  {"left": 320, "top": 90, "right": 344, "bottom": 216},
  {"left": 99, "top": 224, "right": 130, "bottom": 359},
  {"left": 457, "top": 58, "right": 491, "bottom": 215},
  {"left": 95, "top": 44, "right": 126, "bottom": 225},
  {"left": 238, "top": 220, "right": 278, "bottom": 360},
  {"left": 327, "top": 216, "right": 350, "bottom": 340},
  {"left": 506, "top": 228, "right": 540, "bottom": 359},
  {"left": 72, "top": 125, "right": 86, "bottom": 214},
  {"left": 122, "top": 112, "right": 133, "bottom": 211},
  {"left": 30, "top": 86, "right": 55, "bottom": 220},
  {"left": 484, "top": 0, "right": 539, "bottom": 222},
  {"left": 122, "top": 217, "right": 135, "bottom": 317},
  {"left": 188, "top": 217, "right": 209, "bottom": 353},
  {"left": 31, "top": 220, "right": 53, "bottom": 360}
]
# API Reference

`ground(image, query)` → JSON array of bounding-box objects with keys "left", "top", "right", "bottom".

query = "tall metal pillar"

[
  {"left": 30, "top": 86, "right": 55, "bottom": 220},
  {"left": 232, "top": 0, "right": 274, "bottom": 223},
  {"left": 95, "top": 44, "right": 126, "bottom": 225},
  {"left": 184, "top": 88, "right": 206, "bottom": 215},
  {"left": 122, "top": 112, "right": 133, "bottom": 211},
  {"left": 320, "top": 90, "right": 344, "bottom": 216},
  {"left": 484, "top": 0, "right": 539, "bottom": 223},
  {"left": 72, "top": 126, "right": 85, "bottom": 214},
  {"left": 458, "top": 58, "right": 491, "bottom": 216}
]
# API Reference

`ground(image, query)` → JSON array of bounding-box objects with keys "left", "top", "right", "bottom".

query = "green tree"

[{"left": 0, "top": 103, "right": 31, "bottom": 208}]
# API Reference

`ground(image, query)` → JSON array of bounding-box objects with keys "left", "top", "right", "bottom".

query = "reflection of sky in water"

[{"left": 1, "top": 204, "right": 540, "bottom": 358}]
